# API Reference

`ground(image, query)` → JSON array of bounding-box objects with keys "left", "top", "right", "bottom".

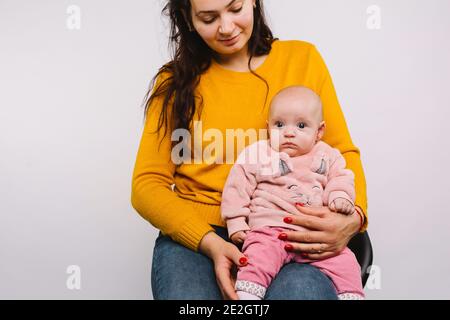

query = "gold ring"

[{"left": 316, "top": 243, "right": 324, "bottom": 254}]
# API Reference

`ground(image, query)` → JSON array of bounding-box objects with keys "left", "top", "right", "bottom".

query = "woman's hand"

[
  {"left": 198, "top": 231, "right": 248, "bottom": 300},
  {"left": 279, "top": 204, "right": 362, "bottom": 260}
]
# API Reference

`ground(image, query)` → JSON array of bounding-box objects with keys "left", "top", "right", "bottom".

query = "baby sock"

[
  {"left": 237, "top": 290, "right": 262, "bottom": 300},
  {"left": 338, "top": 292, "right": 365, "bottom": 300}
]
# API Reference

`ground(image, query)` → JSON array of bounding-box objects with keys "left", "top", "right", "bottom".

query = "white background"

[{"left": 1, "top": 0, "right": 449, "bottom": 299}]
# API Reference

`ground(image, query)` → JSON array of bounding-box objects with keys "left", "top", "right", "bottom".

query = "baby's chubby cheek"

[{"left": 268, "top": 129, "right": 282, "bottom": 151}]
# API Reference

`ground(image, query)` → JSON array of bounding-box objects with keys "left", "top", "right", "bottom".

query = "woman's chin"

[
  {"left": 217, "top": 44, "right": 244, "bottom": 56},
  {"left": 215, "top": 37, "right": 248, "bottom": 55}
]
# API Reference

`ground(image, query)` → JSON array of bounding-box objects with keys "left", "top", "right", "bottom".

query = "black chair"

[{"left": 347, "top": 231, "right": 373, "bottom": 287}]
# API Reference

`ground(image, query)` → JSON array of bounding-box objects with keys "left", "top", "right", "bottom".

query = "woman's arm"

[
  {"left": 307, "top": 44, "right": 368, "bottom": 230},
  {"left": 131, "top": 80, "right": 214, "bottom": 252},
  {"left": 132, "top": 76, "right": 248, "bottom": 300}
]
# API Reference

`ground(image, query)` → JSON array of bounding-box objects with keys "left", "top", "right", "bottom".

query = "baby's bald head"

[{"left": 269, "top": 86, "right": 323, "bottom": 125}]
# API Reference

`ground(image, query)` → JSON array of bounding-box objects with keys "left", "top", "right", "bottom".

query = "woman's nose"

[{"left": 219, "top": 16, "right": 235, "bottom": 35}]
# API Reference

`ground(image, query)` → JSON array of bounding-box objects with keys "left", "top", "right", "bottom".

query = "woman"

[{"left": 131, "top": 0, "right": 368, "bottom": 300}]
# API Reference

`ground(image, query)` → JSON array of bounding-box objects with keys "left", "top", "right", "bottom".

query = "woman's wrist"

[
  {"left": 346, "top": 209, "right": 362, "bottom": 236},
  {"left": 198, "top": 231, "right": 225, "bottom": 259},
  {"left": 354, "top": 206, "right": 365, "bottom": 232}
]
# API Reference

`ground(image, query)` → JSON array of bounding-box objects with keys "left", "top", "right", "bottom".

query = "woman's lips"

[{"left": 219, "top": 33, "right": 240, "bottom": 46}]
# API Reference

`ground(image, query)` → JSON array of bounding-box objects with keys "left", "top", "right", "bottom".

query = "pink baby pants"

[{"left": 235, "top": 226, "right": 365, "bottom": 299}]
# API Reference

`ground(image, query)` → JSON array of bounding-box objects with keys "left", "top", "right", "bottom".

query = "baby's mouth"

[{"left": 282, "top": 142, "right": 296, "bottom": 148}]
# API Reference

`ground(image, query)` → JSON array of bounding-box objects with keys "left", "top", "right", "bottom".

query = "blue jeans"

[{"left": 151, "top": 226, "right": 338, "bottom": 300}]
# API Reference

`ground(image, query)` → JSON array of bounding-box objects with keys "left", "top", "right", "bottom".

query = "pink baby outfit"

[{"left": 221, "top": 140, "right": 364, "bottom": 299}]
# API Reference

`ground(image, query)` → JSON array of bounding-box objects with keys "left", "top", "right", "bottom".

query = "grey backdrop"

[{"left": 1, "top": 0, "right": 449, "bottom": 299}]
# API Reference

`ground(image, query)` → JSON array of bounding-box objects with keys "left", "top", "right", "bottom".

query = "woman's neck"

[
  {"left": 216, "top": 54, "right": 269, "bottom": 73},
  {"left": 215, "top": 46, "right": 251, "bottom": 72},
  {"left": 214, "top": 45, "right": 268, "bottom": 73}
]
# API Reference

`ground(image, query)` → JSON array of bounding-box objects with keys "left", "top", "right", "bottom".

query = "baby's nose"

[{"left": 283, "top": 128, "right": 296, "bottom": 136}]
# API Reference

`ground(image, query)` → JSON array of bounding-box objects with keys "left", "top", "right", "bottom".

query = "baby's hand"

[
  {"left": 329, "top": 198, "right": 355, "bottom": 215},
  {"left": 230, "top": 231, "right": 248, "bottom": 245}
]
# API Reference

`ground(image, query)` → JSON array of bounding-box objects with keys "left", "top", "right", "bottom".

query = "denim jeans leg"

[
  {"left": 151, "top": 226, "right": 338, "bottom": 300},
  {"left": 265, "top": 263, "right": 338, "bottom": 300},
  {"left": 151, "top": 230, "right": 223, "bottom": 300}
]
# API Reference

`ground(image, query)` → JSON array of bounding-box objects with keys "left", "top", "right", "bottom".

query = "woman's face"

[{"left": 190, "top": 0, "right": 256, "bottom": 58}]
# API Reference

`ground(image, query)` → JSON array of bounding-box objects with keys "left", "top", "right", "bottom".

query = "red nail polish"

[
  {"left": 285, "top": 244, "right": 293, "bottom": 251},
  {"left": 283, "top": 217, "right": 292, "bottom": 223},
  {"left": 296, "top": 202, "right": 305, "bottom": 207},
  {"left": 278, "top": 233, "right": 288, "bottom": 240},
  {"left": 239, "top": 257, "right": 248, "bottom": 266}
]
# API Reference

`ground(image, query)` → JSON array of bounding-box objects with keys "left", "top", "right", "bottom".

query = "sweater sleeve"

[
  {"left": 131, "top": 75, "right": 214, "bottom": 252},
  {"left": 306, "top": 44, "right": 368, "bottom": 231},
  {"left": 221, "top": 158, "right": 257, "bottom": 237},
  {"left": 323, "top": 149, "right": 356, "bottom": 206}
]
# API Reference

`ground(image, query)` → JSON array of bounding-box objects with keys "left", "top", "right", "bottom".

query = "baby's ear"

[{"left": 316, "top": 121, "right": 326, "bottom": 141}]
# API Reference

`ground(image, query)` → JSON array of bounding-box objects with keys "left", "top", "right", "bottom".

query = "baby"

[{"left": 221, "top": 86, "right": 364, "bottom": 300}]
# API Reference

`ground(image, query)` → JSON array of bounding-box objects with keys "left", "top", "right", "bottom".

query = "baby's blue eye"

[{"left": 297, "top": 122, "right": 306, "bottom": 129}]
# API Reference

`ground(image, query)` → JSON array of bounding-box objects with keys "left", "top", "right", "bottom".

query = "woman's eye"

[
  {"left": 202, "top": 17, "right": 216, "bottom": 24},
  {"left": 297, "top": 122, "right": 306, "bottom": 129},
  {"left": 231, "top": 6, "right": 243, "bottom": 13}
]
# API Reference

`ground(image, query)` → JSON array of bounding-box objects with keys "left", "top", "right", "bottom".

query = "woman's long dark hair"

[{"left": 144, "top": 0, "right": 276, "bottom": 148}]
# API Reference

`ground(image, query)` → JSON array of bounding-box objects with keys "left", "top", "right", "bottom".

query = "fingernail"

[
  {"left": 296, "top": 202, "right": 305, "bottom": 207},
  {"left": 283, "top": 217, "right": 293, "bottom": 223},
  {"left": 278, "top": 233, "right": 288, "bottom": 240},
  {"left": 239, "top": 257, "right": 248, "bottom": 266},
  {"left": 284, "top": 244, "right": 293, "bottom": 251}
]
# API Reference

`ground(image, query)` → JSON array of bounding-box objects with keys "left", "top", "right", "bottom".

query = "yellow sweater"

[{"left": 131, "top": 40, "right": 368, "bottom": 251}]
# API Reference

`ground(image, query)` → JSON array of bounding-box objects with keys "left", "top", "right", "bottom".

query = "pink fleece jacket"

[{"left": 221, "top": 140, "right": 355, "bottom": 237}]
